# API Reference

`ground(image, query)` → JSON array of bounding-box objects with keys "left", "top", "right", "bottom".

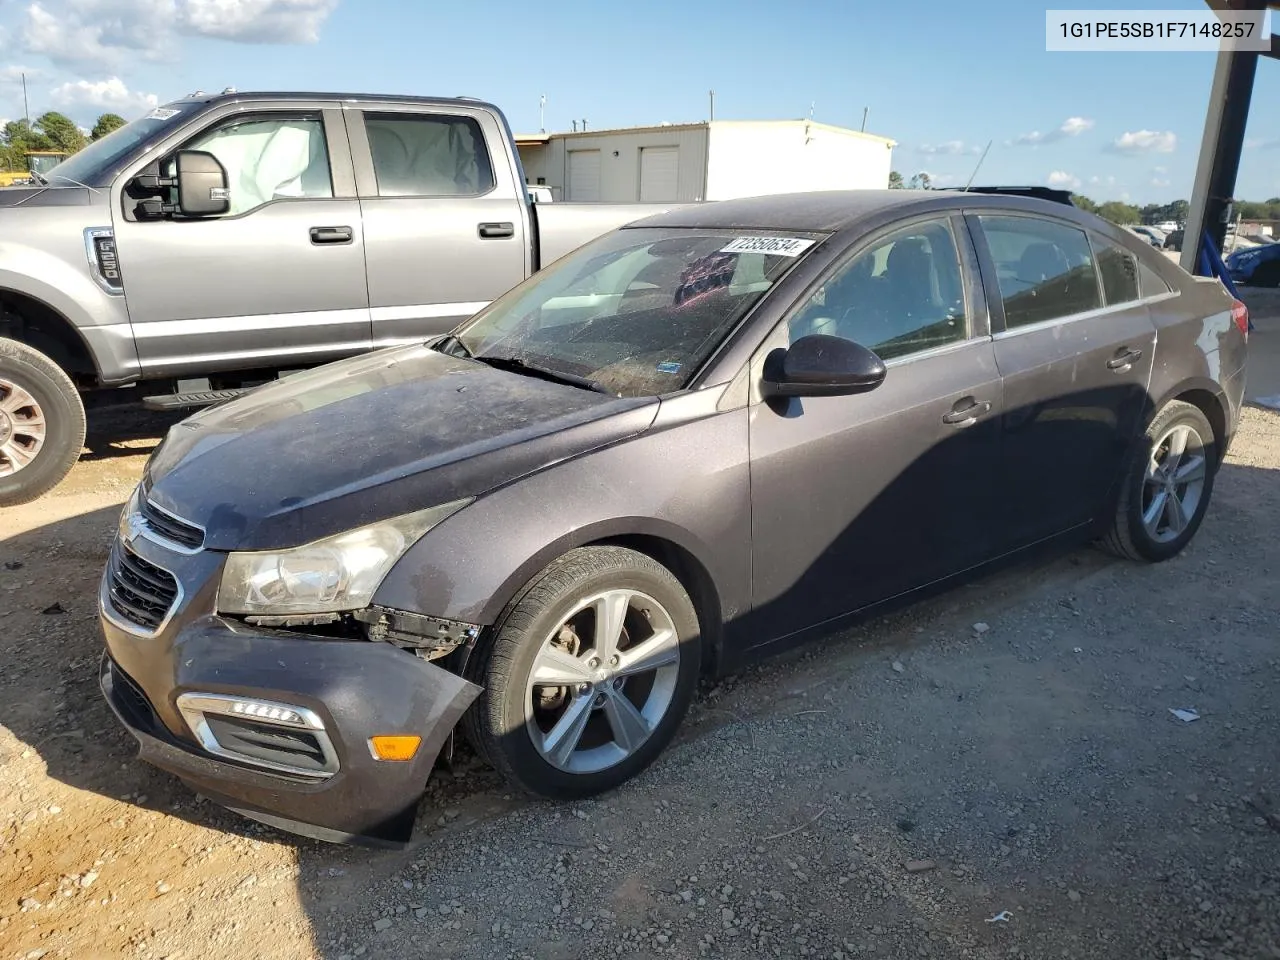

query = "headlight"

[
  {"left": 117, "top": 484, "right": 142, "bottom": 540},
  {"left": 217, "top": 499, "right": 472, "bottom": 616}
]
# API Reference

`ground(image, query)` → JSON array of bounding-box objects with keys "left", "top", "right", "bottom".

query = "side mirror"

[
  {"left": 174, "top": 150, "right": 229, "bottom": 217},
  {"left": 761, "top": 334, "right": 886, "bottom": 399}
]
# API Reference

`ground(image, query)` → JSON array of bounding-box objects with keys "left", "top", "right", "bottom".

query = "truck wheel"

[
  {"left": 462, "top": 546, "right": 701, "bottom": 799},
  {"left": 0, "top": 339, "right": 86, "bottom": 507}
]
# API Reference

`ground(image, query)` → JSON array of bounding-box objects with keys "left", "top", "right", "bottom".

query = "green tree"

[
  {"left": 1097, "top": 201, "right": 1141, "bottom": 224},
  {"left": 34, "top": 111, "right": 87, "bottom": 154},
  {"left": 90, "top": 113, "right": 127, "bottom": 141},
  {"left": 0, "top": 119, "right": 53, "bottom": 171},
  {"left": 907, "top": 172, "right": 933, "bottom": 190},
  {"left": 888, "top": 170, "right": 904, "bottom": 189},
  {"left": 1072, "top": 194, "right": 1100, "bottom": 214}
]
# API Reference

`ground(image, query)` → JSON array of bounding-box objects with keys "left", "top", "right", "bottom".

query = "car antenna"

[{"left": 962, "top": 140, "right": 993, "bottom": 192}]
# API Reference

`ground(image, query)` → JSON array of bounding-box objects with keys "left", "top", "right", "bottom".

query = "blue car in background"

[{"left": 1227, "top": 240, "right": 1280, "bottom": 287}]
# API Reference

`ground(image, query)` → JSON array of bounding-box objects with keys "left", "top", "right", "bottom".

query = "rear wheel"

[
  {"left": 0, "top": 339, "right": 86, "bottom": 507},
  {"left": 1100, "top": 400, "right": 1216, "bottom": 563},
  {"left": 462, "top": 546, "right": 701, "bottom": 799}
]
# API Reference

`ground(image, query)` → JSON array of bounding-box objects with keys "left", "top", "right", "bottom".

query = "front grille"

[
  {"left": 204, "top": 715, "right": 332, "bottom": 775},
  {"left": 140, "top": 499, "right": 204, "bottom": 550},
  {"left": 108, "top": 544, "right": 179, "bottom": 631}
]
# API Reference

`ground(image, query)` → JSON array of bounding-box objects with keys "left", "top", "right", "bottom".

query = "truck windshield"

[
  {"left": 452, "top": 227, "right": 821, "bottom": 398},
  {"left": 44, "top": 102, "right": 204, "bottom": 188}
]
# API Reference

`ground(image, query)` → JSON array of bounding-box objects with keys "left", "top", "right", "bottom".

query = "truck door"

[
  {"left": 344, "top": 105, "right": 531, "bottom": 347},
  {"left": 110, "top": 105, "right": 371, "bottom": 376}
]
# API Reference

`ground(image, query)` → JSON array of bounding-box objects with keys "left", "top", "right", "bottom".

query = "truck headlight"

[{"left": 217, "top": 499, "right": 472, "bottom": 616}]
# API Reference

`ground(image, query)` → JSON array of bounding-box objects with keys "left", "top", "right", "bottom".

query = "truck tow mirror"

[{"left": 174, "top": 150, "right": 230, "bottom": 217}]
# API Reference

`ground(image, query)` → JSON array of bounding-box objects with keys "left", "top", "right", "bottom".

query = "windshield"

[
  {"left": 45, "top": 102, "right": 204, "bottom": 187},
  {"left": 453, "top": 228, "right": 821, "bottom": 397}
]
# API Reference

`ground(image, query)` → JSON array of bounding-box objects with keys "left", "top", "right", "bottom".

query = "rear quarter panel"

[{"left": 1146, "top": 271, "right": 1245, "bottom": 447}]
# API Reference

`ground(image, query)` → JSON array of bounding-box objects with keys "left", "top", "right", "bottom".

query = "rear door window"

[
  {"left": 977, "top": 215, "right": 1102, "bottom": 329},
  {"left": 1091, "top": 233, "right": 1140, "bottom": 305},
  {"left": 363, "top": 113, "right": 494, "bottom": 197}
]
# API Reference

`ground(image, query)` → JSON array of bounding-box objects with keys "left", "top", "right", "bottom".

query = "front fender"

[{"left": 372, "top": 396, "right": 752, "bottom": 632}]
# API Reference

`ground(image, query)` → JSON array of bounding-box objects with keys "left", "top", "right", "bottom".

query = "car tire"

[
  {"left": 0, "top": 338, "right": 86, "bottom": 507},
  {"left": 462, "top": 546, "right": 702, "bottom": 800},
  {"left": 1100, "top": 400, "right": 1217, "bottom": 563}
]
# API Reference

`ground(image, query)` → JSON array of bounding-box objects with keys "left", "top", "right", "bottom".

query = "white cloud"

[
  {"left": 1010, "top": 116, "right": 1095, "bottom": 146},
  {"left": 1047, "top": 170, "right": 1081, "bottom": 190},
  {"left": 18, "top": 0, "right": 338, "bottom": 70},
  {"left": 1087, "top": 174, "right": 1117, "bottom": 187},
  {"left": 51, "top": 76, "right": 159, "bottom": 117},
  {"left": 1152, "top": 165, "right": 1168, "bottom": 174},
  {"left": 916, "top": 140, "right": 981, "bottom": 156},
  {"left": 1108, "top": 130, "right": 1177, "bottom": 154},
  {"left": 0, "top": 65, "right": 43, "bottom": 82},
  {"left": 177, "top": 0, "right": 339, "bottom": 43},
  {"left": 1150, "top": 177, "right": 1172, "bottom": 188}
]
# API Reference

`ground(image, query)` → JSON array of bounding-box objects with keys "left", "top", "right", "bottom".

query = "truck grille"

[
  {"left": 108, "top": 543, "right": 180, "bottom": 631},
  {"left": 140, "top": 499, "right": 204, "bottom": 550}
]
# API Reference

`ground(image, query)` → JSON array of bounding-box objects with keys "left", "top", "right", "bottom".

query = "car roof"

[{"left": 625, "top": 189, "right": 1085, "bottom": 233}]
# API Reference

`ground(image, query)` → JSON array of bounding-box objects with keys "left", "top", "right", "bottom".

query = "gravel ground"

[{"left": 2, "top": 305, "right": 1279, "bottom": 960}]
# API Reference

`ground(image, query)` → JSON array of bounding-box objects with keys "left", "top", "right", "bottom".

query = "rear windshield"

[{"left": 454, "top": 228, "right": 821, "bottom": 397}]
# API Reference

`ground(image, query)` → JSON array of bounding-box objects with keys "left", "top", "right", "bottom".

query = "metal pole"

[
  {"left": 709, "top": 90, "right": 714, "bottom": 122},
  {"left": 1182, "top": 37, "right": 1259, "bottom": 273},
  {"left": 22, "top": 72, "right": 30, "bottom": 127},
  {"left": 860, "top": 106, "right": 868, "bottom": 132},
  {"left": 539, "top": 95, "right": 546, "bottom": 134}
]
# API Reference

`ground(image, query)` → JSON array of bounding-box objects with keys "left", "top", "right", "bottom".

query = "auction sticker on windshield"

[{"left": 719, "top": 236, "right": 816, "bottom": 257}]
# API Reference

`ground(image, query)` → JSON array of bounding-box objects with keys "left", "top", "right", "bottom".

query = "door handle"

[
  {"left": 478, "top": 221, "right": 515, "bottom": 239},
  {"left": 1107, "top": 347, "right": 1144, "bottom": 371},
  {"left": 942, "top": 398, "right": 992, "bottom": 426},
  {"left": 310, "top": 226, "right": 353, "bottom": 245}
]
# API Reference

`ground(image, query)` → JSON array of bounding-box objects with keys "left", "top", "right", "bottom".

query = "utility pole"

[
  {"left": 709, "top": 89, "right": 714, "bottom": 122},
  {"left": 22, "top": 71, "right": 30, "bottom": 127},
  {"left": 539, "top": 94, "right": 546, "bottom": 134},
  {"left": 860, "top": 106, "right": 868, "bottom": 132},
  {"left": 581, "top": 118, "right": 587, "bottom": 131}
]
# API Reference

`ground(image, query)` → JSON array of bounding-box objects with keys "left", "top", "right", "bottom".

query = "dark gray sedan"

[{"left": 99, "top": 190, "right": 1248, "bottom": 845}]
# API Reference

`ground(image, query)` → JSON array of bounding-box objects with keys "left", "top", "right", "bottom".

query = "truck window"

[
  {"left": 177, "top": 115, "right": 334, "bottom": 216},
  {"left": 363, "top": 113, "right": 495, "bottom": 198}
]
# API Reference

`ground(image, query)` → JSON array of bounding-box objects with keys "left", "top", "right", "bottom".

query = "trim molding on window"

[{"left": 991, "top": 289, "right": 1181, "bottom": 341}]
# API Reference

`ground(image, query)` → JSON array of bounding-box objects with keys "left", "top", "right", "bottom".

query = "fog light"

[
  {"left": 369, "top": 735, "right": 422, "bottom": 761},
  {"left": 230, "top": 701, "right": 304, "bottom": 725}
]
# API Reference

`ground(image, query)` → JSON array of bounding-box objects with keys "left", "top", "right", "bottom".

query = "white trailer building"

[{"left": 516, "top": 120, "right": 896, "bottom": 203}]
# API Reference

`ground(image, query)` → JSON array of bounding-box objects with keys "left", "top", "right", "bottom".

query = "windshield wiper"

[
  {"left": 473, "top": 354, "right": 615, "bottom": 396},
  {"left": 49, "top": 174, "right": 99, "bottom": 193}
]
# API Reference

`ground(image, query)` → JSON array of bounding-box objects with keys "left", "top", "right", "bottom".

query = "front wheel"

[
  {"left": 1100, "top": 400, "right": 1217, "bottom": 563},
  {"left": 0, "top": 339, "right": 86, "bottom": 507},
  {"left": 462, "top": 546, "right": 701, "bottom": 799}
]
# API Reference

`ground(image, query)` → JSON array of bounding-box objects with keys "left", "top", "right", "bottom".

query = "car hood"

[{"left": 144, "top": 344, "right": 659, "bottom": 550}]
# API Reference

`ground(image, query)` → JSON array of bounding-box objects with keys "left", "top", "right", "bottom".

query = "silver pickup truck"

[{"left": 0, "top": 91, "right": 682, "bottom": 506}]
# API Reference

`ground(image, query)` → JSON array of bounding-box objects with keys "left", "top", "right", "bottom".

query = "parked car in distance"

[
  {"left": 1126, "top": 225, "right": 1166, "bottom": 247},
  {"left": 99, "top": 189, "right": 1248, "bottom": 847},
  {"left": 0, "top": 91, "right": 688, "bottom": 507},
  {"left": 1155, "top": 220, "right": 1179, "bottom": 233},
  {"left": 1227, "top": 237, "right": 1280, "bottom": 286}
]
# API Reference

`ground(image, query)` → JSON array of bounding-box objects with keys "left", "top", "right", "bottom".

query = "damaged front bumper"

[{"left": 99, "top": 613, "right": 481, "bottom": 847}]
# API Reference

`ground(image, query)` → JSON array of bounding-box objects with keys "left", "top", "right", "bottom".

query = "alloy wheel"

[
  {"left": 1141, "top": 422, "right": 1207, "bottom": 544},
  {"left": 0, "top": 377, "right": 47, "bottom": 478},
  {"left": 525, "top": 589, "right": 681, "bottom": 774}
]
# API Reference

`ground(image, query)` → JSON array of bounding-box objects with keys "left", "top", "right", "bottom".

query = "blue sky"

[{"left": 1, "top": 0, "right": 1277, "bottom": 203}]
